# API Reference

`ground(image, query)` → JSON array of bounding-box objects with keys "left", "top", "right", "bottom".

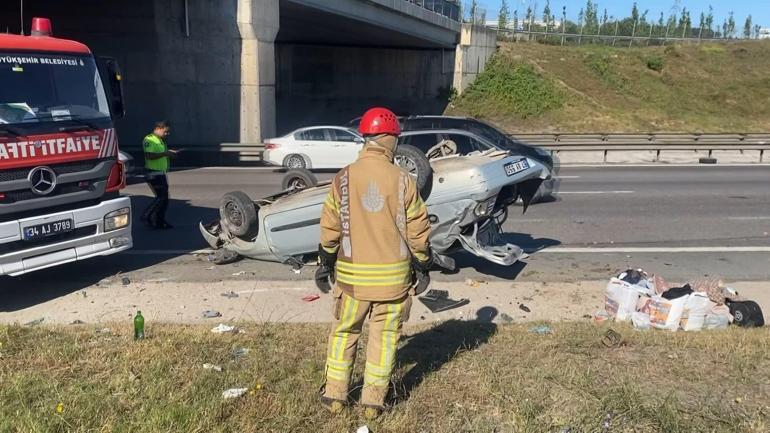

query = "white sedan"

[{"left": 262, "top": 126, "right": 365, "bottom": 169}]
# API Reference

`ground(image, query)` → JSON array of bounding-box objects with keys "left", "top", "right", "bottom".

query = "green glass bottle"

[{"left": 134, "top": 311, "right": 145, "bottom": 340}]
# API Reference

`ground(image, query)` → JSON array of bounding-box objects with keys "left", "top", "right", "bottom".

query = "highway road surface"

[{"left": 2, "top": 164, "right": 769, "bottom": 318}]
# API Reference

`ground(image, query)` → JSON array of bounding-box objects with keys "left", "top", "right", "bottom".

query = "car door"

[
  {"left": 295, "top": 128, "right": 329, "bottom": 168},
  {"left": 328, "top": 128, "right": 363, "bottom": 167}
]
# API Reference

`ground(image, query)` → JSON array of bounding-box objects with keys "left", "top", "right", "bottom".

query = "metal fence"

[
  {"left": 495, "top": 27, "right": 756, "bottom": 47},
  {"left": 405, "top": 0, "right": 461, "bottom": 22}
]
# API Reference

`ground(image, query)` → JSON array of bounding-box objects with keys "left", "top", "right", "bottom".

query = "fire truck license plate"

[
  {"left": 23, "top": 219, "right": 74, "bottom": 241},
  {"left": 504, "top": 159, "right": 529, "bottom": 176}
]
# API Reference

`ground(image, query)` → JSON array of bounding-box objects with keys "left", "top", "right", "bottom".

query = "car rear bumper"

[{"left": 0, "top": 197, "right": 133, "bottom": 276}]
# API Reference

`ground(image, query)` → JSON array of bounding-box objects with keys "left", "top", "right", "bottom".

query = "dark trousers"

[{"left": 142, "top": 172, "right": 169, "bottom": 226}]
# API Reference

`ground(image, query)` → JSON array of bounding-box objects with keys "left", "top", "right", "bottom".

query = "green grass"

[
  {"left": 447, "top": 41, "right": 770, "bottom": 133},
  {"left": 1, "top": 322, "right": 768, "bottom": 432}
]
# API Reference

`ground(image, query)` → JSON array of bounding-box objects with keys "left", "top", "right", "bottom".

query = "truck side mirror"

[{"left": 98, "top": 57, "right": 125, "bottom": 119}]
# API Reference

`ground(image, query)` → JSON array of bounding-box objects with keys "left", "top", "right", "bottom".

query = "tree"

[
  {"left": 658, "top": 12, "right": 665, "bottom": 28},
  {"left": 543, "top": 0, "right": 551, "bottom": 27},
  {"left": 722, "top": 19, "right": 728, "bottom": 39},
  {"left": 480, "top": 9, "right": 487, "bottom": 25},
  {"left": 754, "top": 24, "right": 761, "bottom": 39},
  {"left": 705, "top": 5, "right": 714, "bottom": 31},
  {"left": 498, "top": 0, "right": 509, "bottom": 30},
  {"left": 744, "top": 15, "right": 752, "bottom": 39},
  {"left": 602, "top": 9, "right": 609, "bottom": 26},
  {"left": 469, "top": 0, "right": 477, "bottom": 24},
  {"left": 631, "top": 2, "right": 639, "bottom": 22},
  {"left": 578, "top": 8, "right": 585, "bottom": 27},
  {"left": 727, "top": 11, "right": 736, "bottom": 38},
  {"left": 525, "top": 6, "right": 533, "bottom": 30},
  {"left": 513, "top": 9, "right": 519, "bottom": 31}
]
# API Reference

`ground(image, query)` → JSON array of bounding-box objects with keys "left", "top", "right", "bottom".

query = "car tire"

[
  {"left": 282, "top": 169, "right": 318, "bottom": 191},
  {"left": 395, "top": 144, "right": 433, "bottom": 200},
  {"left": 220, "top": 191, "right": 259, "bottom": 239},
  {"left": 727, "top": 300, "right": 765, "bottom": 327},
  {"left": 284, "top": 154, "right": 307, "bottom": 169}
]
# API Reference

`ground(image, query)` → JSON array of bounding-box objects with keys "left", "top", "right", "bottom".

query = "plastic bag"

[
  {"left": 680, "top": 292, "right": 713, "bottom": 332},
  {"left": 605, "top": 278, "right": 643, "bottom": 321},
  {"left": 649, "top": 295, "right": 688, "bottom": 331},
  {"left": 704, "top": 314, "right": 729, "bottom": 330},
  {"left": 631, "top": 312, "right": 652, "bottom": 330}
]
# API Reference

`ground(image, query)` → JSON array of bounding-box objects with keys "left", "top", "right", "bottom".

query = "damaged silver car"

[{"left": 200, "top": 137, "right": 550, "bottom": 271}]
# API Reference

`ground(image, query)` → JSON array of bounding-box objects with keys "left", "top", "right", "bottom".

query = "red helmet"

[{"left": 358, "top": 107, "right": 400, "bottom": 136}]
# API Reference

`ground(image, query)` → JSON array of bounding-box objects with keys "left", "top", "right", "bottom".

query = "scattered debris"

[
  {"left": 69, "top": 319, "right": 85, "bottom": 325},
  {"left": 529, "top": 325, "right": 552, "bottom": 335},
  {"left": 231, "top": 271, "right": 247, "bottom": 276},
  {"left": 302, "top": 294, "right": 321, "bottom": 302},
  {"left": 146, "top": 278, "right": 169, "bottom": 283},
  {"left": 96, "top": 328, "right": 112, "bottom": 335},
  {"left": 465, "top": 278, "right": 480, "bottom": 287},
  {"left": 203, "top": 363, "right": 222, "bottom": 372},
  {"left": 205, "top": 266, "right": 215, "bottom": 271},
  {"left": 24, "top": 318, "right": 44, "bottom": 327},
  {"left": 518, "top": 304, "right": 531, "bottom": 313},
  {"left": 418, "top": 290, "right": 470, "bottom": 313},
  {"left": 202, "top": 310, "right": 222, "bottom": 319},
  {"left": 211, "top": 324, "right": 237, "bottom": 334},
  {"left": 499, "top": 313, "right": 514, "bottom": 323},
  {"left": 232, "top": 347, "right": 250, "bottom": 359},
  {"left": 292, "top": 268, "right": 301, "bottom": 274},
  {"left": 221, "top": 291, "right": 239, "bottom": 299},
  {"left": 601, "top": 329, "right": 623, "bottom": 348},
  {"left": 356, "top": 426, "right": 370, "bottom": 433},
  {"left": 121, "top": 277, "right": 131, "bottom": 286},
  {"left": 81, "top": 291, "right": 87, "bottom": 298},
  {"left": 222, "top": 388, "right": 248, "bottom": 399}
]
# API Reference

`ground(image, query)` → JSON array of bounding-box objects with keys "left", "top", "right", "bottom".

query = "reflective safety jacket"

[{"left": 320, "top": 145, "right": 431, "bottom": 302}]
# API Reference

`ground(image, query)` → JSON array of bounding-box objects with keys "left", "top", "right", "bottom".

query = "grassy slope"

[
  {"left": 448, "top": 41, "right": 770, "bottom": 133},
  {"left": 1, "top": 322, "right": 768, "bottom": 432}
]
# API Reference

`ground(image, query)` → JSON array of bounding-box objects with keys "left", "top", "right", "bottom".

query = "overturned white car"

[{"left": 200, "top": 140, "right": 550, "bottom": 271}]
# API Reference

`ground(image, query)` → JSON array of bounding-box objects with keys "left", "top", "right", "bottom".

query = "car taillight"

[
  {"left": 264, "top": 142, "right": 279, "bottom": 150},
  {"left": 106, "top": 160, "right": 126, "bottom": 192}
]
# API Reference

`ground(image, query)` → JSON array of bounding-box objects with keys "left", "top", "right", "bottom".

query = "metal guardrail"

[
  {"left": 510, "top": 133, "right": 770, "bottom": 162},
  {"left": 124, "top": 133, "right": 770, "bottom": 163}
]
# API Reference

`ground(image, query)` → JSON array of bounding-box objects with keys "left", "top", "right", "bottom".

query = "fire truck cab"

[{"left": 0, "top": 18, "right": 132, "bottom": 276}]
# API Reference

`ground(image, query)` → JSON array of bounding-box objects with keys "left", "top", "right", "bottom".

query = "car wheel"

[
  {"left": 219, "top": 191, "right": 259, "bottom": 239},
  {"left": 394, "top": 144, "right": 433, "bottom": 200},
  {"left": 284, "top": 154, "right": 307, "bottom": 169},
  {"left": 282, "top": 169, "right": 318, "bottom": 191}
]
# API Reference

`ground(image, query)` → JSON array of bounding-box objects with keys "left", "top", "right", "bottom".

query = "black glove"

[
  {"left": 411, "top": 250, "right": 433, "bottom": 296},
  {"left": 318, "top": 244, "right": 337, "bottom": 268},
  {"left": 315, "top": 266, "right": 334, "bottom": 294},
  {"left": 411, "top": 250, "right": 433, "bottom": 273}
]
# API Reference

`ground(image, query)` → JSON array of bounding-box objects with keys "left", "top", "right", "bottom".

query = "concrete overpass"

[{"left": 1, "top": 1, "right": 493, "bottom": 163}]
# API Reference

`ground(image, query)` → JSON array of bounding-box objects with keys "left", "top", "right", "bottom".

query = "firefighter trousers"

[{"left": 323, "top": 290, "right": 411, "bottom": 408}]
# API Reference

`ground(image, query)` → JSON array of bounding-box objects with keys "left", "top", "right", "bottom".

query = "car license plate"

[
  {"left": 504, "top": 159, "right": 529, "bottom": 176},
  {"left": 23, "top": 219, "right": 74, "bottom": 241}
]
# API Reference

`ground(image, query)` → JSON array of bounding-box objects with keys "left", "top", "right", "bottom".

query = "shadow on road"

[
  {"left": 0, "top": 196, "right": 215, "bottom": 313},
  {"left": 391, "top": 306, "right": 499, "bottom": 405}
]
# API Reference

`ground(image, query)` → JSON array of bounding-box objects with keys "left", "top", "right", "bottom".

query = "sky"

[{"left": 475, "top": 0, "right": 769, "bottom": 29}]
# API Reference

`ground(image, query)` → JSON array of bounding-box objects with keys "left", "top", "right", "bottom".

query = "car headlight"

[{"left": 104, "top": 207, "right": 131, "bottom": 231}]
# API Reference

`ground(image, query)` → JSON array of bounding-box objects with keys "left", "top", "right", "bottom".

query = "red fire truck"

[{"left": 0, "top": 17, "right": 132, "bottom": 276}]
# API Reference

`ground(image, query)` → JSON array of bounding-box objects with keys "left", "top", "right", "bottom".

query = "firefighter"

[
  {"left": 317, "top": 107, "right": 432, "bottom": 419},
  {"left": 141, "top": 121, "right": 178, "bottom": 229}
]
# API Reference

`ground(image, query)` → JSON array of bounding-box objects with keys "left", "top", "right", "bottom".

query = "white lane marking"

[
  {"left": 727, "top": 217, "right": 770, "bottom": 221},
  {"left": 124, "top": 249, "right": 213, "bottom": 255},
  {"left": 539, "top": 246, "right": 770, "bottom": 253},
  {"left": 554, "top": 175, "right": 580, "bottom": 179},
  {"left": 562, "top": 163, "right": 770, "bottom": 168},
  {"left": 558, "top": 190, "right": 634, "bottom": 194}
]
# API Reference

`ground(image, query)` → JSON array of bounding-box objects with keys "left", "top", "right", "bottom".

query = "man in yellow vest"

[
  {"left": 141, "top": 121, "right": 178, "bottom": 229},
  {"left": 318, "top": 107, "right": 432, "bottom": 419}
]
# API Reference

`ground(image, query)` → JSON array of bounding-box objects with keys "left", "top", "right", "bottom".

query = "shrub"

[{"left": 646, "top": 56, "right": 665, "bottom": 72}]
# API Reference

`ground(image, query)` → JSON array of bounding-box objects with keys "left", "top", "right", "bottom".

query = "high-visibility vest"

[{"left": 143, "top": 134, "right": 169, "bottom": 172}]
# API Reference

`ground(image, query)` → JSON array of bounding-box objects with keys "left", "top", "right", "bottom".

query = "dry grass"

[
  {"left": 1, "top": 321, "right": 768, "bottom": 432},
  {"left": 448, "top": 41, "right": 770, "bottom": 134}
]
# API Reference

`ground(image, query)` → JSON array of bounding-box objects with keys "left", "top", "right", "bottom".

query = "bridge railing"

[
  {"left": 402, "top": 0, "right": 461, "bottom": 22},
  {"left": 122, "top": 133, "right": 770, "bottom": 164}
]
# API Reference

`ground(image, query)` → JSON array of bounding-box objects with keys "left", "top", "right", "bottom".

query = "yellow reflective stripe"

[
  {"left": 380, "top": 302, "right": 402, "bottom": 367},
  {"left": 322, "top": 245, "right": 338, "bottom": 254},
  {"left": 327, "top": 370, "right": 348, "bottom": 382},
  {"left": 365, "top": 361, "right": 391, "bottom": 376},
  {"left": 406, "top": 198, "right": 425, "bottom": 219},
  {"left": 326, "top": 358, "right": 352, "bottom": 370},
  {"left": 324, "top": 194, "right": 339, "bottom": 213},
  {"left": 336, "top": 260, "right": 409, "bottom": 271},
  {"left": 412, "top": 251, "right": 429, "bottom": 262},
  {"left": 331, "top": 296, "right": 359, "bottom": 361},
  {"left": 336, "top": 274, "right": 410, "bottom": 286},
  {"left": 336, "top": 267, "right": 407, "bottom": 276}
]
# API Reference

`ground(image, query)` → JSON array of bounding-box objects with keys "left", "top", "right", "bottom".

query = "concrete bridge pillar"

[{"left": 237, "top": 0, "right": 279, "bottom": 143}]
